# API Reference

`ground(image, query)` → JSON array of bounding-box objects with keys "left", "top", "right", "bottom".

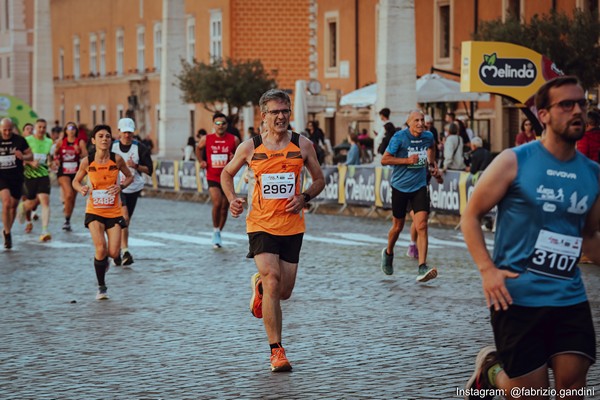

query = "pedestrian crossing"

[{"left": 19, "top": 230, "right": 492, "bottom": 251}]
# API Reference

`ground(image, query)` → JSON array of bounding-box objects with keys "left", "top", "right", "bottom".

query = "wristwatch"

[{"left": 302, "top": 192, "right": 311, "bottom": 203}]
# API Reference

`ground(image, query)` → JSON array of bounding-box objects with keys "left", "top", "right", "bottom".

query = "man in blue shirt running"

[
  {"left": 380, "top": 109, "right": 439, "bottom": 282},
  {"left": 461, "top": 76, "right": 600, "bottom": 399}
]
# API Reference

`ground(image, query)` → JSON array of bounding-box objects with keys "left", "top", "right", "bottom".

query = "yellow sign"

[{"left": 461, "top": 41, "right": 562, "bottom": 104}]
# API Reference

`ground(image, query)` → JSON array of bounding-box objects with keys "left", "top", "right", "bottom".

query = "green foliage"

[
  {"left": 474, "top": 9, "right": 600, "bottom": 90},
  {"left": 176, "top": 57, "right": 278, "bottom": 116}
]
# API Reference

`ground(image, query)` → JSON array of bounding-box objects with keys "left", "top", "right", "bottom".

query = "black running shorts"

[
  {"left": 23, "top": 176, "right": 51, "bottom": 200},
  {"left": 490, "top": 301, "right": 596, "bottom": 378},
  {"left": 0, "top": 176, "right": 23, "bottom": 199},
  {"left": 247, "top": 232, "right": 304, "bottom": 264},
  {"left": 207, "top": 179, "right": 225, "bottom": 194},
  {"left": 120, "top": 190, "right": 142, "bottom": 218},
  {"left": 84, "top": 213, "right": 128, "bottom": 230},
  {"left": 391, "top": 186, "right": 430, "bottom": 219}
]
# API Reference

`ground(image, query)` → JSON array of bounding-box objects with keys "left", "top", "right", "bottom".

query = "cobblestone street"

[{"left": 1, "top": 191, "right": 599, "bottom": 399}]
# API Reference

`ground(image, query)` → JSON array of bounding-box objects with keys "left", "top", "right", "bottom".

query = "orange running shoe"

[
  {"left": 250, "top": 273, "right": 263, "bottom": 318},
  {"left": 270, "top": 346, "right": 292, "bottom": 372}
]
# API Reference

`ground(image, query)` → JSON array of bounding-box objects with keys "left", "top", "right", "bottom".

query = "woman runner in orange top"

[{"left": 72, "top": 124, "right": 133, "bottom": 300}]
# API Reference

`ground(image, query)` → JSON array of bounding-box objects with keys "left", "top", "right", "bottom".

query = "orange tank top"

[
  {"left": 246, "top": 132, "right": 305, "bottom": 235},
  {"left": 85, "top": 151, "right": 123, "bottom": 218}
]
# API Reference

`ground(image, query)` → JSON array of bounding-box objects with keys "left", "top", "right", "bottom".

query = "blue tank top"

[
  {"left": 494, "top": 141, "right": 600, "bottom": 307},
  {"left": 386, "top": 129, "right": 434, "bottom": 192}
]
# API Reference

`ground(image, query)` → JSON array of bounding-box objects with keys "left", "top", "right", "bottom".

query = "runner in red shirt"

[
  {"left": 196, "top": 112, "right": 239, "bottom": 248},
  {"left": 577, "top": 110, "right": 600, "bottom": 163},
  {"left": 54, "top": 121, "right": 88, "bottom": 231}
]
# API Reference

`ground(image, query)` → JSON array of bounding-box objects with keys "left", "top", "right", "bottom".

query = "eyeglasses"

[
  {"left": 67, "top": 126, "right": 77, "bottom": 130},
  {"left": 547, "top": 99, "right": 587, "bottom": 112},
  {"left": 266, "top": 109, "right": 291, "bottom": 117},
  {"left": 214, "top": 121, "right": 227, "bottom": 126}
]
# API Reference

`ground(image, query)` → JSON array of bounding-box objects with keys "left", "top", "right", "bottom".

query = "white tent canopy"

[{"left": 339, "top": 73, "right": 490, "bottom": 107}]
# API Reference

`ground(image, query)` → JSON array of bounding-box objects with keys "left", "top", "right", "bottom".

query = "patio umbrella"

[
  {"left": 416, "top": 73, "right": 490, "bottom": 103},
  {"left": 339, "top": 74, "right": 490, "bottom": 107}
]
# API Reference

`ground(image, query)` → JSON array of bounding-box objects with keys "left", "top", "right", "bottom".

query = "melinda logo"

[{"left": 478, "top": 52, "right": 536, "bottom": 86}]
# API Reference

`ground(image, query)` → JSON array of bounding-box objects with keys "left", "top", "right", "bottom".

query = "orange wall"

[{"left": 231, "top": 0, "right": 310, "bottom": 91}]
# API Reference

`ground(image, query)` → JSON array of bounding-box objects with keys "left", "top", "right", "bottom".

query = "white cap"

[{"left": 118, "top": 118, "right": 135, "bottom": 132}]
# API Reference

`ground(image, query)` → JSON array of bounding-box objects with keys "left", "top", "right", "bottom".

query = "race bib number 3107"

[
  {"left": 527, "top": 229, "right": 581, "bottom": 280},
  {"left": 261, "top": 172, "right": 296, "bottom": 199}
]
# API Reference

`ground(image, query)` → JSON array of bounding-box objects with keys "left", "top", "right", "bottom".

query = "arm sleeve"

[{"left": 139, "top": 144, "right": 154, "bottom": 176}]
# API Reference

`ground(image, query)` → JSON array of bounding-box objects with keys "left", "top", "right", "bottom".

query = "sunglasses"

[
  {"left": 547, "top": 99, "right": 587, "bottom": 112},
  {"left": 214, "top": 121, "right": 227, "bottom": 126}
]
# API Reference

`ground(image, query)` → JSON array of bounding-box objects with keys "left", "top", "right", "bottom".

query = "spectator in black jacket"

[
  {"left": 377, "top": 108, "right": 396, "bottom": 155},
  {"left": 467, "top": 136, "right": 491, "bottom": 175}
]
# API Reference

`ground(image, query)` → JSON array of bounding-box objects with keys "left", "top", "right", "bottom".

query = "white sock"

[
  {"left": 213, "top": 228, "right": 220, "bottom": 233},
  {"left": 409, "top": 241, "right": 415, "bottom": 246}
]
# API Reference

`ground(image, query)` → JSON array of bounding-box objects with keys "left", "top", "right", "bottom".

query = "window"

[
  {"left": 154, "top": 22, "right": 162, "bottom": 71},
  {"left": 60, "top": 105, "right": 65, "bottom": 126},
  {"left": 0, "top": 57, "right": 3, "bottom": 78},
  {"left": 59, "top": 48, "right": 64, "bottom": 80},
  {"left": 186, "top": 17, "right": 196, "bottom": 63},
  {"left": 434, "top": 0, "right": 452, "bottom": 65},
  {"left": 6, "top": 56, "right": 9, "bottom": 78},
  {"left": 137, "top": 26, "right": 145, "bottom": 73},
  {"left": 73, "top": 36, "right": 80, "bottom": 79},
  {"left": 75, "top": 106, "right": 81, "bottom": 124},
  {"left": 4, "top": 0, "right": 8, "bottom": 31},
  {"left": 91, "top": 106, "right": 97, "bottom": 126},
  {"left": 99, "top": 32, "right": 106, "bottom": 76},
  {"left": 116, "top": 29, "right": 124, "bottom": 76},
  {"left": 89, "top": 33, "right": 97, "bottom": 76},
  {"left": 117, "top": 105, "right": 124, "bottom": 120},
  {"left": 503, "top": 0, "right": 521, "bottom": 21},
  {"left": 577, "top": 0, "right": 599, "bottom": 15},
  {"left": 210, "top": 10, "right": 222, "bottom": 62},
  {"left": 439, "top": 4, "right": 450, "bottom": 58},
  {"left": 324, "top": 11, "right": 339, "bottom": 77},
  {"left": 189, "top": 108, "right": 195, "bottom": 137},
  {"left": 100, "top": 107, "right": 106, "bottom": 124}
]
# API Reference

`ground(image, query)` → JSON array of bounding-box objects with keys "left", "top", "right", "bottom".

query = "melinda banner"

[{"left": 461, "top": 41, "right": 562, "bottom": 104}]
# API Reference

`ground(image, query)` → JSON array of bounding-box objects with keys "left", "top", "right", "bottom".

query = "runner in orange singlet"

[
  {"left": 222, "top": 89, "right": 324, "bottom": 372},
  {"left": 72, "top": 125, "right": 133, "bottom": 300}
]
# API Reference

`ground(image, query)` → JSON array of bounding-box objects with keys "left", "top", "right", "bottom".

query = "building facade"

[{"left": 2, "top": 0, "right": 598, "bottom": 156}]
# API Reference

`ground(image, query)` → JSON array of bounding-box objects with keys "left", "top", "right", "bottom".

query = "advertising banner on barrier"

[
  {"left": 146, "top": 161, "right": 487, "bottom": 216},
  {"left": 340, "top": 166, "right": 377, "bottom": 207},
  {"left": 428, "top": 170, "right": 462, "bottom": 215},
  {"left": 376, "top": 167, "right": 393, "bottom": 209},
  {"left": 156, "top": 160, "right": 177, "bottom": 190},
  {"left": 179, "top": 161, "right": 200, "bottom": 192},
  {"left": 302, "top": 166, "right": 339, "bottom": 203}
]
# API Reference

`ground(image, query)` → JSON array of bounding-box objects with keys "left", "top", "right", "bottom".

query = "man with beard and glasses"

[{"left": 461, "top": 76, "right": 599, "bottom": 399}]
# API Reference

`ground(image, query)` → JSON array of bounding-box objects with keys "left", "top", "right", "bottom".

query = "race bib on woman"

[{"left": 91, "top": 190, "right": 116, "bottom": 209}]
